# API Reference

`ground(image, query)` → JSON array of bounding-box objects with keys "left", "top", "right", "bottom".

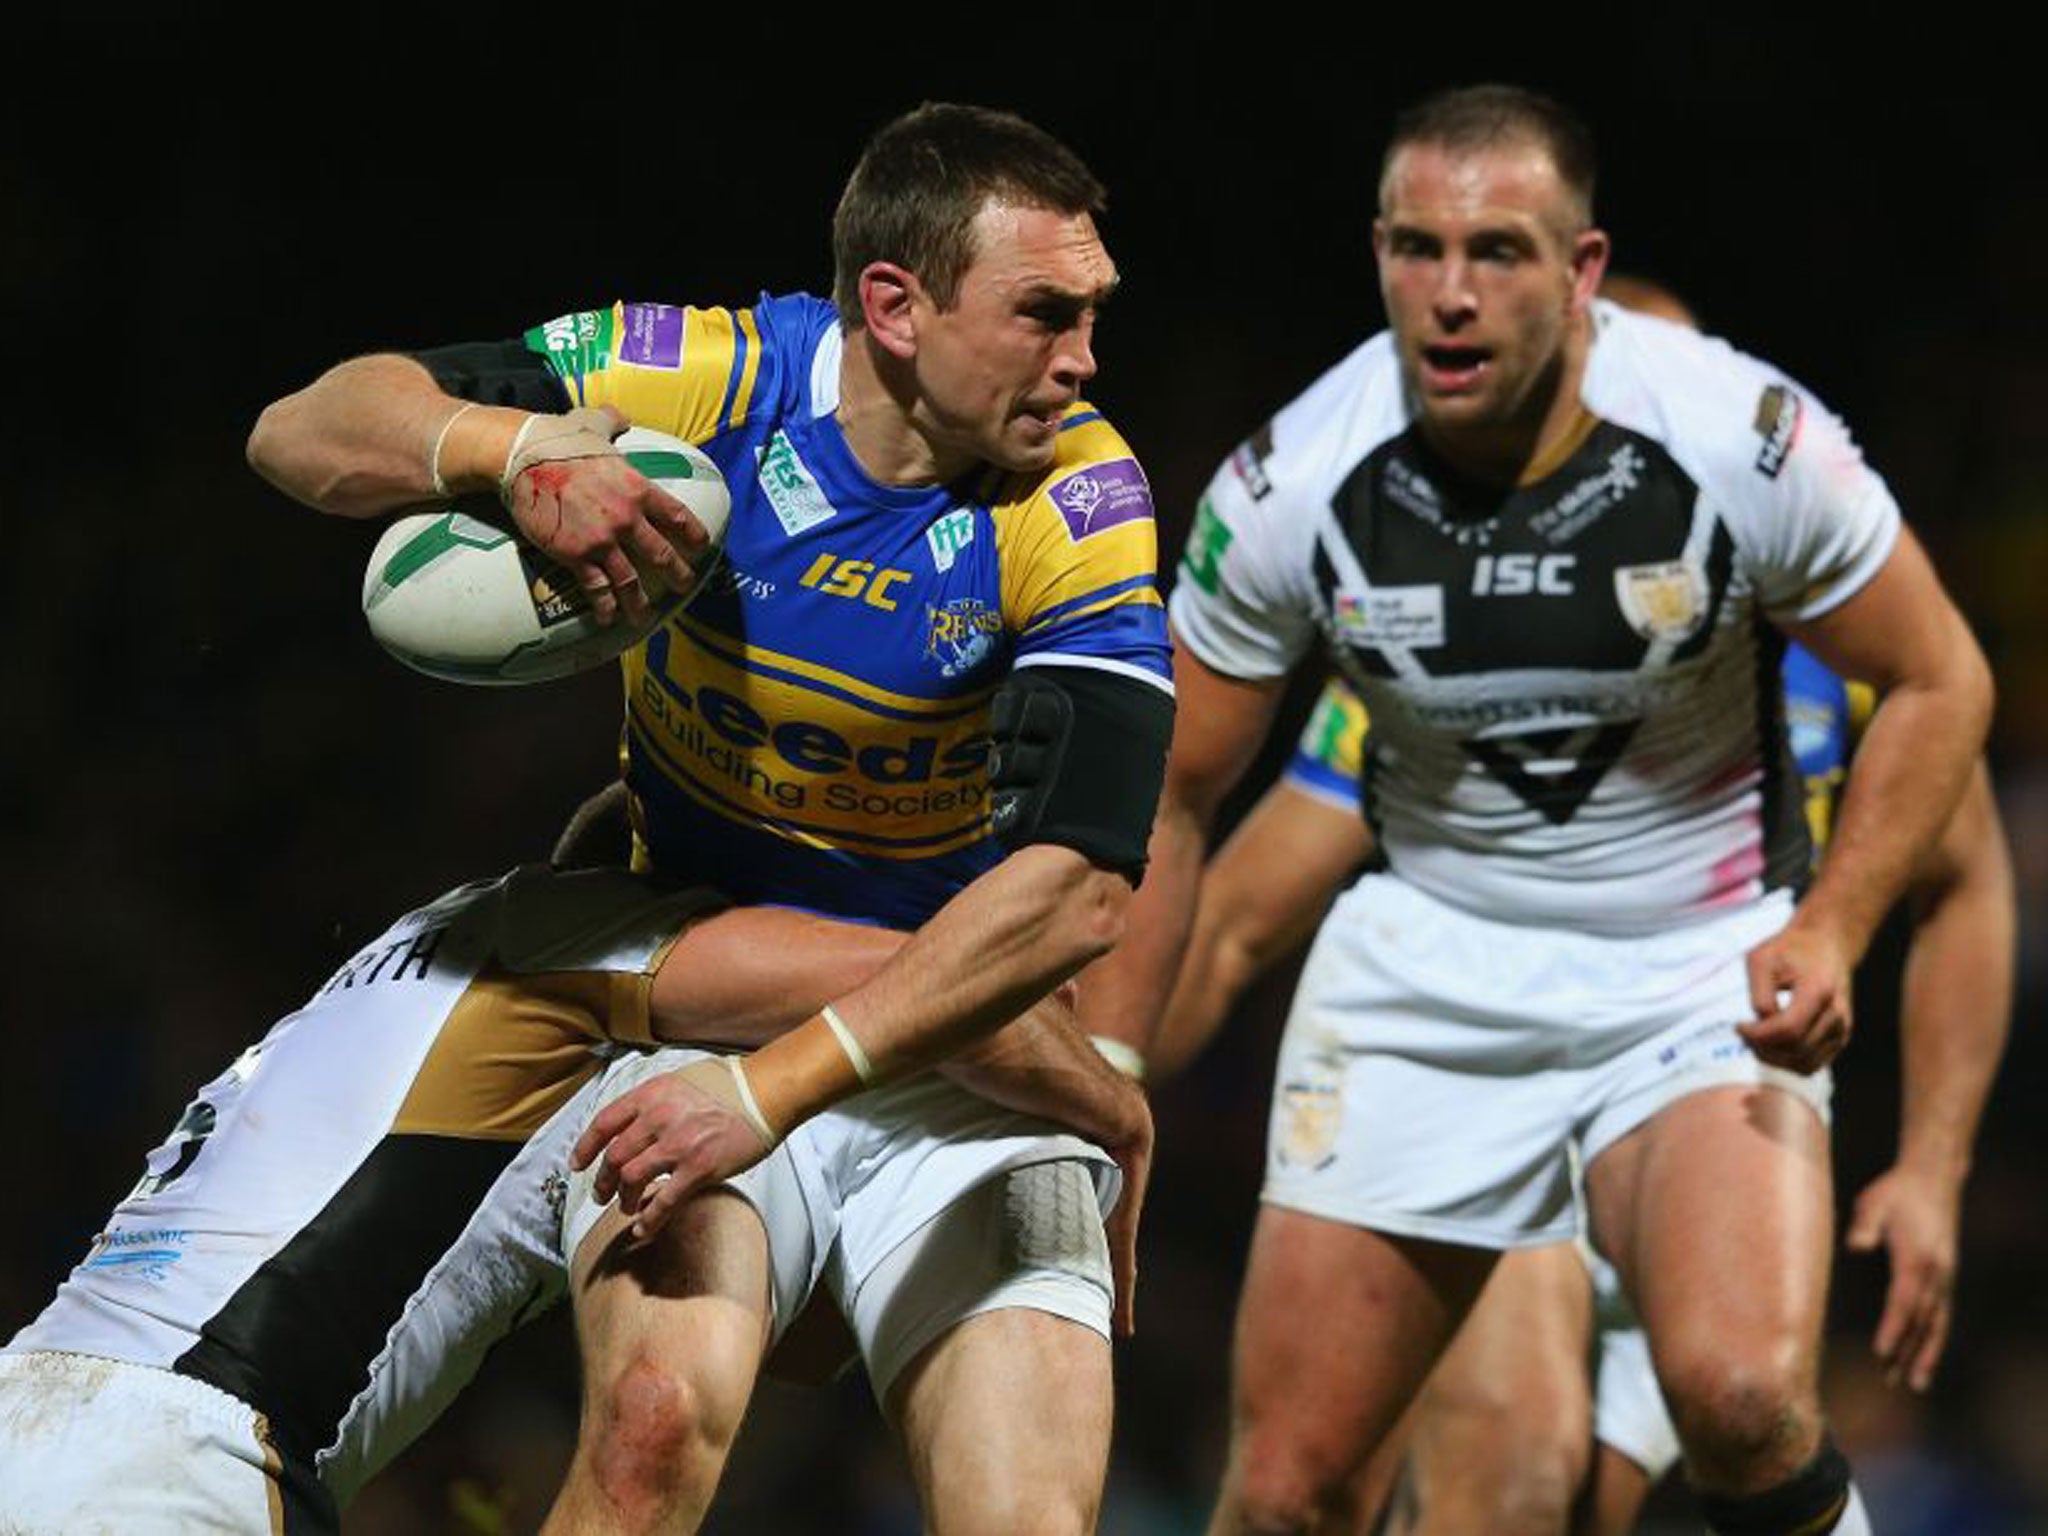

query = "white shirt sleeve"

[{"left": 1166, "top": 441, "right": 1321, "bottom": 680}]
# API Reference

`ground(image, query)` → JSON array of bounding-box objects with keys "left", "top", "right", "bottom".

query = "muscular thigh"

[
  {"left": 1585, "top": 1085, "right": 1832, "bottom": 1394},
  {"left": 859, "top": 1161, "right": 1117, "bottom": 1536}
]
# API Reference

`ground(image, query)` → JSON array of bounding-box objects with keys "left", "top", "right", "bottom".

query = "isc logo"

[
  {"left": 1472, "top": 553, "right": 1576, "bottom": 596},
  {"left": 800, "top": 553, "right": 914, "bottom": 611}
]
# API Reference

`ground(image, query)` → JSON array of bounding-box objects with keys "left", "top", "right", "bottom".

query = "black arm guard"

[
  {"left": 409, "top": 338, "right": 573, "bottom": 413},
  {"left": 989, "top": 665, "right": 1174, "bottom": 881}
]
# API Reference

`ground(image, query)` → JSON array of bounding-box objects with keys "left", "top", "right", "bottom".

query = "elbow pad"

[
  {"left": 989, "top": 665, "right": 1174, "bottom": 881},
  {"left": 410, "top": 338, "right": 572, "bottom": 413}
]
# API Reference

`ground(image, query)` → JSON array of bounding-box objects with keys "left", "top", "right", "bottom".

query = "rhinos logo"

[{"left": 926, "top": 599, "right": 1002, "bottom": 678}]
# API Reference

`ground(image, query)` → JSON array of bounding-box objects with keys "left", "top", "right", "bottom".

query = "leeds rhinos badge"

[{"left": 1613, "top": 560, "right": 1707, "bottom": 643}]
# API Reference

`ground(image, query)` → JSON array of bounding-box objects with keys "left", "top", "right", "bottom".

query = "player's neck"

[
  {"left": 836, "top": 330, "right": 976, "bottom": 488},
  {"left": 1420, "top": 310, "right": 1595, "bottom": 489}
]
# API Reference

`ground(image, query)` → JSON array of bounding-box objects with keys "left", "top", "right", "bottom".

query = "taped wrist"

[
  {"left": 989, "top": 666, "right": 1173, "bottom": 879},
  {"left": 1695, "top": 1438, "right": 1853, "bottom": 1535},
  {"left": 499, "top": 407, "right": 625, "bottom": 500},
  {"left": 743, "top": 1006, "right": 881, "bottom": 1134}
]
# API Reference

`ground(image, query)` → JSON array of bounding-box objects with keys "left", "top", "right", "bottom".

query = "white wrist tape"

[
  {"left": 1088, "top": 1034, "right": 1148, "bottom": 1082},
  {"left": 498, "top": 413, "right": 545, "bottom": 491},
  {"left": 722, "top": 1056, "right": 777, "bottom": 1144},
  {"left": 821, "top": 1004, "right": 877, "bottom": 1085},
  {"left": 427, "top": 401, "right": 481, "bottom": 498}
]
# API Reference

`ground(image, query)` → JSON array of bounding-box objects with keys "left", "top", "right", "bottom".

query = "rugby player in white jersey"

[
  {"left": 1083, "top": 85, "right": 1994, "bottom": 1536},
  {"left": 0, "top": 863, "right": 1148, "bottom": 1533},
  {"left": 1156, "top": 671, "right": 2012, "bottom": 1533},
  {"left": 249, "top": 104, "right": 1170, "bottom": 1536}
]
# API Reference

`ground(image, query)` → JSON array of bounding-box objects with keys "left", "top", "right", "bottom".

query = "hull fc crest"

[{"left": 1614, "top": 560, "right": 1708, "bottom": 643}]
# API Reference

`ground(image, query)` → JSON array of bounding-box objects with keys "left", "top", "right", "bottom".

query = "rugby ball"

[{"left": 361, "top": 426, "right": 730, "bottom": 685}]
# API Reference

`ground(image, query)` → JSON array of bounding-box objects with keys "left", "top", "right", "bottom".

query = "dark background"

[{"left": 5, "top": 18, "right": 2043, "bottom": 1532}]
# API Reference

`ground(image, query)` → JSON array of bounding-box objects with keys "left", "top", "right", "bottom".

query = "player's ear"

[
  {"left": 1568, "top": 228, "right": 1611, "bottom": 314},
  {"left": 859, "top": 262, "right": 921, "bottom": 360}
]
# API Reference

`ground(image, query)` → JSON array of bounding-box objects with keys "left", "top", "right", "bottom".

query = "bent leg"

[
  {"left": 1212, "top": 1205, "right": 1496, "bottom": 1536},
  {"left": 543, "top": 1191, "right": 771, "bottom": 1536},
  {"left": 1392, "top": 1242, "right": 1594, "bottom": 1536},
  {"left": 1587, "top": 1085, "right": 1843, "bottom": 1513}
]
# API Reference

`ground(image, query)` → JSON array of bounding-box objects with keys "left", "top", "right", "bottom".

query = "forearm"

[
  {"left": 1894, "top": 769, "right": 2015, "bottom": 1180},
  {"left": 1797, "top": 670, "right": 1990, "bottom": 963},
  {"left": 939, "top": 997, "right": 1144, "bottom": 1152},
  {"left": 741, "top": 844, "right": 1130, "bottom": 1132},
  {"left": 247, "top": 353, "right": 530, "bottom": 518},
  {"left": 1074, "top": 794, "right": 1207, "bottom": 1061},
  {"left": 647, "top": 906, "right": 907, "bottom": 1048}
]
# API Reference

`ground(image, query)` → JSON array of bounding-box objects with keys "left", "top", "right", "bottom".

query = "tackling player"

[
  {"left": 1083, "top": 84, "right": 1993, "bottom": 1536},
  {"left": 249, "top": 103, "right": 1171, "bottom": 1535},
  {"left": 0, "top": 864, "right": 1147, "bottom": 1533}
]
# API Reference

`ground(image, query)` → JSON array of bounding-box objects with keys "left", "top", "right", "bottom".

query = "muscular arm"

[
  {"left": 647, "top": 900, "right": 1144, "bottom": 1157},
  {"left": 1076, "top": 632, "right": 1289, "bottom": 1066},
  {"left": 1845, "top": 761, "right": 2015, "bottom": 1389},
  {"left": 1151, "top": 781, "right": 1374, "bottom": 1079},
  {"left": 1744, "top": 528, "right": 1995, "bottom": 1070},
  {"left": 248, "top": 353, "right": 536, "bottom": 517},
  {"left": 248, "top": 351, "right": 702, "bottom": 623}
]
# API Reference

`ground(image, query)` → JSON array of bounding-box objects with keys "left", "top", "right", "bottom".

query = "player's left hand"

[
  {"left": 571, "top": 1058, "right": 774, "bottom": 1239},
  {"left": 1845, "top": 1162, "right": 1961, "bottom": 1392},
  {"left": 1101, "top": 1093, "right": 1153, "bottom": 1338},
  {"left": 1740, "top": 918, "right": 1855, "bottom": 1074}
]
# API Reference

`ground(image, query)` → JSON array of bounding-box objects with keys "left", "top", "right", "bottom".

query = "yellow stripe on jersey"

[
  {"left": 995, "top": 412, "right": 1161, "bottom": 636},
  {"left": 623, "top": 623, "right": 996, "bottom": 859},
  {"left": 667, "top": 613, "right": 997, "bottom": 718},
  {"left": 729, "top": 306, "right": 763, "bottom": 430},
  {"left": 571, "top": 304, "right": 750, "bottom": 445}
]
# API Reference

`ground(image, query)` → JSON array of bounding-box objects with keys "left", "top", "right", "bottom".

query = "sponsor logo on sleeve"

[
  {"left": 527, "top": 310, "right": 616, "bottom": 380},
  {"left": 620, "top": 302, "right": 685, "bottom": 369},
  {"left": 1614, "top": 560, "right": 1708, "bottom": 642},
  {"left": 1180, "top": 497, "right": 1235, "bottom": 595},
  {"left": 1332, "top": 585, "right": 1445, "bottom": 649},
  {"left": 757, "top": 430, "right": 839, "bottom": 536},
  {"left": 1048, "top": 457, "right": 1152, "bottom": 541},
  {"left": 1752, "top": 383, "right": 1803, "bottom": 479},
  {"left": 926, "top": 508, "right": 977, "bottom": 573}
]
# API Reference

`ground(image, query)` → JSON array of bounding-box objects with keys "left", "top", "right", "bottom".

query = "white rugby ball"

[{"left": 361, "top": 426, "right": 730, "bottom": 685}]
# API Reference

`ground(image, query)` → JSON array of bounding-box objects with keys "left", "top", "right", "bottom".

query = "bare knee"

[
  {"left": 1222, "top": 1425, "right": 1360, "bottom": 1535},
  {"left": 586, "top": 1354, "right": 739, "bottom": 1525},
  {"left": 1659, "top": 1346, "right": 1820, "bottom": 1488}
]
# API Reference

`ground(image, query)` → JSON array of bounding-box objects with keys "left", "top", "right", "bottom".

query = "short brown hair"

[
  {"left": 1381, "top": 84, "right": 1597, "bottom": 232},
  {"left": 831, "top": 103, "right": 1107, "bottom": 328}
]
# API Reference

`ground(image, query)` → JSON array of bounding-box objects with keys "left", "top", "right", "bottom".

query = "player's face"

[
  {"left": 1374, "top": 144, "right": 1605, "bottom": 441},
  {"left": 914, "top": 202, "right": 1118, "bottom": 475}
]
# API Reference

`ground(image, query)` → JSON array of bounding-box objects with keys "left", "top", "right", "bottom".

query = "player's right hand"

[
  {"left": 501, "top": 404, "right": 710, "bottom": 628},
  {"left": 571, "top": 1058, "right": 773, "bottom": 1239}
]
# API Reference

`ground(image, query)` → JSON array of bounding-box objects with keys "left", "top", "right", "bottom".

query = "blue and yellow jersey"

[
  {"left": 1782, "top": 641, "right": 1876, "bottom": 863},
  {"left": 1282, "top": 678, "right": 1369, "bottom": 809},
  {"left": 1290, "top": 645, "right": 1873, "bottom": 864},
  {"left": 524, "top": 294, "right": 1171, "bottom": 927}
]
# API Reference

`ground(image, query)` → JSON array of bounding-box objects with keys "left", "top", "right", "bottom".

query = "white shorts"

[
  {"left": 562, "top": 1046, "right": 836, "bottom": 1348},
  {"left": 1584, "top": 1248, "right": 1681, "bottom": 1480},
  {"left": 1263, "top": 875, "right": 1831, "bottom": 1248},
  {"left": 0, "top": 1350, "right": 329, "bottom": 1533},
  {"left": 564, "top": 1054, "right": 1118, "bottom": 1396}
]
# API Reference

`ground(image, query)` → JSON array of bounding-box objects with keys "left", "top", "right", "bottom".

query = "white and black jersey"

[
  {"left": 1172, "top": 302, "right": 1900, "bottom": 933},
  {"left": 5, "top": 866, "right": 715, "bottom": 1514}
]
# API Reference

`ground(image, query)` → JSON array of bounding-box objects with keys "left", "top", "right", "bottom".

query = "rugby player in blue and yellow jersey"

[{"left": 251, "top": 104, "right": 1169, "bottom": 1536}]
